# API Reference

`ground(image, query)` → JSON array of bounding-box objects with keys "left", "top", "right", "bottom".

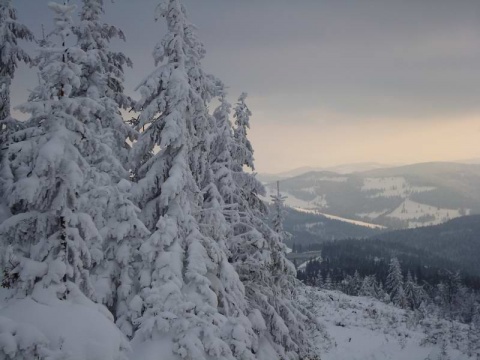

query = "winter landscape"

[{"left": 0, "top": 1, "right": 479, "bottom": 359}]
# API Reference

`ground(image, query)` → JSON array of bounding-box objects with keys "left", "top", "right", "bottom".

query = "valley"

[{"left": 264, "top": 161, "right": 480, "bottom": 229}]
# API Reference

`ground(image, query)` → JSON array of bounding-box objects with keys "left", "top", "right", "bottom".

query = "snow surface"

[
  {"left": 387, "top": 199, "right": 463, "bottom": 228},
  {"left": 0, "top": 286, "right": 129, "bottom": 360},
  {"left": 361, "top": 177, "right": 435, "bottom": 198},
  {"left": 292, "top": 208, "right": 385, "bottom": 229},
  {"left": 299, "top": 287, "right": 477, "bottom": 360},
  {"left": 357, "top": 209, "right": 390, "bottom": 219},
  {"left": 316, "top": 212, "right": 386, "bottom": 229}
]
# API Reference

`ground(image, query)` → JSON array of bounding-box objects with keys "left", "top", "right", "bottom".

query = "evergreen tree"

[
  {"left": 210, "top": 90, "right": 239, "bottom": 226},
  {"left": 435, "top": 282, "right": 449, "bottom": 314},
  {"left": 359, "top": 275, "right": 377, "bottom": 298},
  {"left": 232, "top": 93, "right": 254, "bottom": 170},
  {"left": 404, "top": 271, "right": 429, "bottom": 310},
  {"left": 227, "top": 94, "right": 318, "bottom": 359},
  {"left": 74, "top": 0, "right": 136, "bottom": 164},
  {"left": 386, "top": 257, "right": 407, "bottom": 308},
  {"left": 0, "top": 0, "right": 33, "bottom": 122},
  {"left": 201, "top": 88, "right": 260, "bottom": 359},
  {"left": 404, "top": 271, "right": 415, "bottom": 309},
  {"left": 230, "top": 93, "right": 265, "bottom": 216},
  {"left": 73, "top": 0, "right": 149, "bottom": 337},
  {"left": 0, "top": 0, "right": 33, "bottom": 222},
  {"left": 448, "top": 271, "right": 468, "bottom": 321},
  {"left": 0, "top": 2, "right": 102, "bottom": 300},
  {"left": 324, "top": 272, "right": 333, "bottom": 290},
  {"left": 130, "top": 1, "right": 255, "bottom": 358},
  {"left": 271, "top": 180, "right": 291, "bottom": 244}
]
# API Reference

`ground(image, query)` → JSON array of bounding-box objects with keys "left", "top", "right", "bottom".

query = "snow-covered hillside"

[
  {"left": 265, "top": 163, "right": 480, "bottom": 229},
  {"left": 263, "top": 187, "right": 385, "bottom": 230},
  {"left": 387, "top": 199, "right": 465, "bottom": 228},
  {"left": 361, "top": 177, "right": 435, "bottom": 198},
  {"left": 0, "top": 287, "right": 129, "bottom": 360},
  {"left": 299, "top": 287, "right": 479, "bottom": 360}
]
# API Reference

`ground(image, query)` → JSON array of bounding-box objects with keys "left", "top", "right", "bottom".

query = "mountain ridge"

[{"left": 264, "top": 161, "right": 480, "bottom": 229}]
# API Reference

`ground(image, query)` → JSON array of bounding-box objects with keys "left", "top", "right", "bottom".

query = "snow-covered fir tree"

[
  {"left": 447, "top": 271, "right": 469, "bottom": 321},
  {"left": 324, "top": 272, "right": 333, "bottom": 290},
  {"left": 404, "top": 271, "right": 429, "bottom": 310},
  {"left": 0, "top": 1, "right": 103, "bottom": 300},
  {"left": 0, "top": 0, "right": 32, "bottom": 123},
  {"left": 74, "top": 0, "right": 136, "bottom": 164},
  {"left": 228, "top": 93, "right": 319, "bottom": 359},
  {"left": 73, "top": 0, "right": 149, "bottom": 337},
  {"left": 210, "top": 90, "right": 240, "bottom": 226},
  {"left": 130, "top": 1, "right": 256, "bottom": 358},
  {"left": 232, "top": 93, "right": 255, "bottom": 170},
  {"left": 271, "top": 180, "right": 291, "bottom": 244},
  {"left": 201, "top": 85, "right": 261, "bottom": 359},
  {"left": 386, "top": 257, "right": 407, "bottom": 309},
  {"left": 359, "top": 275, "right": 377, "bottom": 298},
  {"left": 435, "top": 282, "right": 449, "bottom": 312},
  {"left": 0, "top": 0, "right": 33, "bottom": 223}
]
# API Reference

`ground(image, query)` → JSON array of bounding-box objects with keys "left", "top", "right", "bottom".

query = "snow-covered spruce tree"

[
  {"left": 229, "top": 93, "right": 319, "bottom": 359},
  {"left": 386, "top": 257, "right": 407, "bottom": 309},
  {"left": 271, "top": 180, "right": 291, "bottom": 244},
  {"left": 0, "top": 2, "right": 102, "bottom": 300},
  {"left": 0, "top": 0, "right": 33, "bottom": 223},
  {"left": 232, "top": 93, "right": 254, "bottom": 170},
  {"left": 324, "top": 272, "right": 333, "bottom": 290},
  {"left": 130, "top": 1, "right": 253, "bottom": 359},
  {"left": 210, "top": 90, "right": 240, "bottom": 226},
  {"left": 404, "top": 271, "right": 429, "bottom": 310},
  {"left": 446, "top": 271, "right": 470, "bottom": 321},
  {"left": 74, "top": 0, "right": 136, "bottom": 165},
  {"left": 359, "top": 275, "right": 377, "bottom": 298},
  {"left": 73, "top": 0, "right": 149, "bottom": 337},
  {"left": 404, "top": 271, "right": 417, "bottom": 309},
  {"left": 0, "top": 0, "right": 33, "bottom": 123},
  {"left": 200, "top": 86, "right": 261, "bottom": 360}
]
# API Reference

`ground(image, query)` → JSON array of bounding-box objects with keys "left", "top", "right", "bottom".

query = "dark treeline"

[
  {"left": 294, "top": 238, "right": 480, "bottom": 290},
  {"left": 298, "top": 253, "right": 480, "bottom": 325}
]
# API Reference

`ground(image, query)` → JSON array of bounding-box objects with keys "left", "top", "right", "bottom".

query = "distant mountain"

[
  {"left": 265, "top": 162, "right": 480, "bottom": 229},
  {"left": 275, "top": 166, "right": 325, "bottom": 178},
  {"left": 258, "top": 167, "right": 324, "bottom": 183},
  {"left": 323, "top": 162, "right": 396, "bottom": 174},
  {"left": 258, "top": 162, "right": 395, "bottom": 183}
]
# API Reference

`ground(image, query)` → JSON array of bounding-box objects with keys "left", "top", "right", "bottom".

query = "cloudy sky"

[{"left": 11, "top": 0, "right": 480, "bottom": 173}]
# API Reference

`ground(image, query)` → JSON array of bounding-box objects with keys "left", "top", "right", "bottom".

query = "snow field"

[{"left": 298, "top": 287, "right": 477, "bottom": 360}]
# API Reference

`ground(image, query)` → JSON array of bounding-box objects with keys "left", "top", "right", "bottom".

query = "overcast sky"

[{"left": 11, "top": 0, "right": 480, "bottom": 173}]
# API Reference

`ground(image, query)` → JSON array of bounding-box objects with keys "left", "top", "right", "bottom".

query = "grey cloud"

[{"left": 11, "top": 0, "right": 480, "bottom": 123}]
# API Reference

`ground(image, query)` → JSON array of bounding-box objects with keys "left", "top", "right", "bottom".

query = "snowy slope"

[
  {"left": 315, "top": 212, "right": 386, "bottom": 229},
  {"left": 387, "top": 199, "right": 464, "bottom": 228},
  {"left": 0, "top": 287, "right": 129, "bottom": 360},
  {"left": 263, "top": 187, "right": 384, "bottom": 230},
  {"left": 299, "top": 287, "right": 477, "bottom": 360},
  {"left": 265, "top": 162, "right": 480, "bottom": 229}
]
